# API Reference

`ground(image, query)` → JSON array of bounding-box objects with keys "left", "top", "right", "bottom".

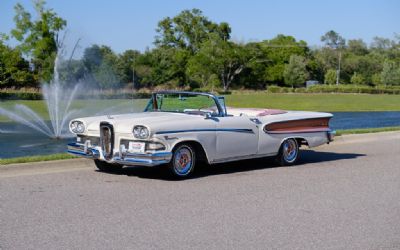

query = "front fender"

[{"left": 155, "top": 133, "right": 216, "bottom": 164}]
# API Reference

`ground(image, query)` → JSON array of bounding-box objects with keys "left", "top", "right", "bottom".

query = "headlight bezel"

[
  {"left": 133, "top": 125, "right": 150, "bottom": 139},
  {"left": 70, "top": 120, "right": 85, "bottom": 134}
]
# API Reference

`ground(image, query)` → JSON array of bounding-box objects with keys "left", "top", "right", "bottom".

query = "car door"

[{"left": 214, "top": 116, "right": 259, "bottom": 161}]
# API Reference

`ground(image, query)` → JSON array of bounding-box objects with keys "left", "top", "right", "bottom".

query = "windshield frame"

[{"left": 144, "top": 91, "right": 226, "bottom": 117}]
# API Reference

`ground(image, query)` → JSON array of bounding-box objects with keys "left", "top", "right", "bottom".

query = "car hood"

[{"left": 75, "top": 112, "right": 209, "bottom": 135}]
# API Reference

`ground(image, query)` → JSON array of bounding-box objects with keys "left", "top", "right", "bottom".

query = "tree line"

[{"left": 1, "top": 1, "right": 400, "bottom": 91}]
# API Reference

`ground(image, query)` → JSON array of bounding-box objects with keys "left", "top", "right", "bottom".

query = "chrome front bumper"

[{"left": 67, "top": 143, "right": 172, "bottom": 167}]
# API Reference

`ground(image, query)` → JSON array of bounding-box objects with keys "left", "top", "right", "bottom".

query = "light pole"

[{"left": 336, "top": 50, "right": 341, "bottom": 85}]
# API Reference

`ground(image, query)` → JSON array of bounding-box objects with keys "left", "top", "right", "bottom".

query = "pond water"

[{"left": 1, "top": 111, "right": 400, "bottom": 159}]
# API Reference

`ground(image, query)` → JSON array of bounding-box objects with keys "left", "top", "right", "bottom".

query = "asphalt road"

[{"left": 1, "top": 132, "right": 400, "bottom": 250}]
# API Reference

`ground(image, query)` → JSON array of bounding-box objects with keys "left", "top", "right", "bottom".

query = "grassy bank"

[
  {"left": 335, "top": 126, "right": 400, "bottom": 136},
  {"left": 0, "top": 153, "right": 76, "bottom": 165},
  {"left": 226, "top": 92, "right": 400, "bottom": 111}
]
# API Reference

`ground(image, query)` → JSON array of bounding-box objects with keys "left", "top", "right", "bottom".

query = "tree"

[
  {"left": 324, "top": 69, "right": 337, "bottom": 85},
  {"left": 321, "top": 30, "right": 346, "bottom": 49},
  {"left": 347, "top": 39, "right": 368, "bottom": 56},
  {"left": 82, "top": 45, "right": 103, "bottom": 73},
  {"left": 371, "top": 73, "right": 382, "bottom": 86},
  {"left": 155, "top": 9, "right": 231, "bottom": 53},
  {"left": 81, "top": 44, "right": 121, "bottom": 88},
  {"left": 116, "top": 50, "right": 140, "bottom": 84},
  {"left": 321, "top": 30, "right": 346, "bottom": 85},
  {"left": 11, "top": 0, "right": 66, "bottom": 82},
  {"left": 381, "top": 60, "right": 400, "bottom": 86},
  {"left": 283, "top": 55, "right": 309, "bottom": 87},
  {"left": 185, "top": 34, "right": 250, "bottom": 91},
  {"left": 350, "top": 72, "right": 365, "bottom": 85},
  {"left": 186, "top": 44, "right": 218, "bottom": 89},
  {"left": 371, "top": 36, "right": 392, "bottom": 50},
  {"left": 0, "top": 41, "right": 34, "bottom": 88},
  {"left": 261, "top": 35, "right": 308, "bottom": 84}
]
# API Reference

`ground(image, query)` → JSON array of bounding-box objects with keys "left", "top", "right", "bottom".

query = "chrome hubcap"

[
  {"left": 173, "top": 147, "right": 192, "bottom": 175},
  {"left": 283, "top": 139, "right": 298, "bottom": 163}
]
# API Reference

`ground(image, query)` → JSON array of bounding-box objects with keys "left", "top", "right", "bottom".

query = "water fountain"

[{"left": 0, "top": 53, "right": 80, "bottom": 139}]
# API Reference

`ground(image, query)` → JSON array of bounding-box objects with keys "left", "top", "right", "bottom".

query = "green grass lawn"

[
  {"left": 1, "top": 93, "right": 400, "bottom": 122},
  {"left": 225, "top": 92, "right": 400, "bottom": 111},
  {"left": 0, "top": 153, "right": 76, "bottom": 165}
]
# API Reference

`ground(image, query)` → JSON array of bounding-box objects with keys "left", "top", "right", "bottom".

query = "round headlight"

[
  {"left": 133, "top": 125, "right": 149, "bottom": 139},
  {"left": 70, "top": 121, "right": 85, "bottom": 134}
]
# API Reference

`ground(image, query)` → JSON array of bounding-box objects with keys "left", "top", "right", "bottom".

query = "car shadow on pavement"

[
  {"left": 297, "top": 150, "right": 366, "bottom": 165},
  {"left": 101, "top": 149, "right": 365, "bottom": 181}
]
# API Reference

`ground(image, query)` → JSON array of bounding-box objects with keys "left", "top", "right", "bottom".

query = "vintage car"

[{"left": 67, "top": 91, "right": 335, "bottom": 178}]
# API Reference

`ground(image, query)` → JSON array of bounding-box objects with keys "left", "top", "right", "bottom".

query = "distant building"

[{"left": 306, "top": 80, "right": 320, "bottom": 88}]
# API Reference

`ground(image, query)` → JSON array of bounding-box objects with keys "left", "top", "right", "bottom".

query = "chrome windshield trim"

[{"left": 144, "top": 91, "right": 226, "bottom": 117}]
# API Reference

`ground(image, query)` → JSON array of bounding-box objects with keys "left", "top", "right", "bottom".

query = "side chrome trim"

[
  {"left": 266, "top": 128, "right": 331, "bottom": 134},
  {"left": 155, "top": 128, "right": 254, "bottom": 135},
  {"left": 210, "top": 152, "right": 277, "bottom": 164}
]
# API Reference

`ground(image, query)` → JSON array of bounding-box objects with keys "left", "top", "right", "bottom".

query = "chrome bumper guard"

[
  {"left": 327, "top": 130, "right": 336, "bottom": 142},
  {"left": 67, "top": 142, "right": 172, "bottom": 167}
]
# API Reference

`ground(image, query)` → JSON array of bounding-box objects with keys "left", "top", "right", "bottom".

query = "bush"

[{"left": 0, "top": 90, "right": 42, "bottom": 100}]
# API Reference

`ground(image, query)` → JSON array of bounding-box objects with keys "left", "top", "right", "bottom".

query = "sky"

[{"left": 1, "top": 0, "right": 399, "bottom": 56}]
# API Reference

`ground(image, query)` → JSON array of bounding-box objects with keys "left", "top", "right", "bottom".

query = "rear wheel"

[
  {"left": 94, "top": 160, "right": 123, "bottom": 172},
  {"left": 169, "top": 144, "right": 196, "bottom": 178},
  {"left": 276, "top": 138, "right": 299, "bottom": 166}
]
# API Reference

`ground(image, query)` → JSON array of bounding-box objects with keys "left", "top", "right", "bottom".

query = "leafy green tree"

[
  {"left": 155, "top": 9, "right": 231, "bottom": 53},
  {"left": 237, "top": 42, "right": 269, "bottom": 89},
  {"left": 185, "top": 34, "right": 250, "bottom": 91},
  {"left": 57, "top": 59, "right": 85, "bottom": 85},
  {"left": 186, "top": 49, "right": 217, "bottom": 88},
  {"left": 371, "top": 73, "right": 382, "bottom": 86},
  {"left": 261, "top": 35, "right": 308, "bottom": 84},
  {"left": 11, "top": 0, "right": 66, "bottom": 82},
  {"left": 81, "top": 44, "right": 121, "bottom": 88},
  {"left": 321, "top": 30, "right": 346, "bottom": 85},
  {"left": 116, "top": 50, "right": 140, "bottom": 84},
  {"left": 95, "top": 61, "right": 119, "bottom": 89},
  {"left": 313, "top": 47, "right": 337, "bottom": 73},
  {"left": 321, "top": 30, "right": 346, "bottom": 49},
  {"left": 371, "top": 36, "right": 392, "bottom": 50},
  {"left": 283, "top": 55, "right": 309, "bottom": 87},
  {"left": 324, "top": 69, "right": 337, "bottom": 85},
  {"left": 347, "top": 39, "right": 368, "bottom": 56},
  {"left": 0, "top": 41, "right": 34, "bottom": 88},
  {"left": 350, "top": 72, "right": 365, "bottom": 85},
  {"left": 82, "top": 45, "right": 103, "bottom": 73},
  {"left": 381, "top": 60, "right": 400, "bottom": 85}
]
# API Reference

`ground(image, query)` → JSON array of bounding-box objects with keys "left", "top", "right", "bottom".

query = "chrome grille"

[{"left": 100, "top": 122, "right": 114, "bottom": 160}]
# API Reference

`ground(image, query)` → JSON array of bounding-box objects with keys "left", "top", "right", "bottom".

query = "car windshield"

[{"left": 145, "top": 93, "right": 220, "bottom": 116}]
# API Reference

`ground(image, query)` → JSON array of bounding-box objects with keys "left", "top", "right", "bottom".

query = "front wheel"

[
  {"left": 276, "top": 138, "right": 299, "bottom": 166},
  {"left": 169, "top": 144, "right": 196, "bottom": 178},
  {"left": 94, "top": 160, "right": 123, "bottom": 172}
]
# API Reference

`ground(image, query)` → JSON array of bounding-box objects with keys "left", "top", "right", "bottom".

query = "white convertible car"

[{"left": 68, "top": 91, "right": 335, "bottom": 178}]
